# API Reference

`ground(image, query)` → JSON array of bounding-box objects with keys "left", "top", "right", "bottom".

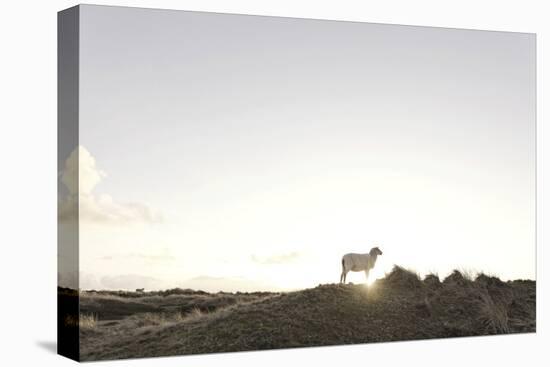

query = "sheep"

[
  {"left": 135, "top": 288, "right": 145, "bottom": 293},
  {"left": 340, "top": 246, "right": 383, "bottom": 284}
]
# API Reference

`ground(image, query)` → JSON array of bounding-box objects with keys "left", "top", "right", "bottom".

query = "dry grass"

[
  {"left": 457, "top": 268, "right": 478, "bottom": 281},
  {"left": 79, "top": 288, "right": 268, "bottom": 321},
  {"left": 74, "top": 268, "right": 535, "bottom": 361},
  {"left": 80, "top": 313, "right": 99, "bottom": 329},
  {"left": 477, "top": 291, "right": 510, "bottom": 334},
  {"left": 135, "top": 307, "right": 209, "bottom": 327},
  {"left": 135, "top": 312, "right": 184, "bottom": 327},
  {"left": 185, "top": 307, "right": 207, "bottom": 321},
  {"left": 423, "top": 273, "right": 441, "bottom": 287},
  {"left": 443, "top": 270, "right": 470, "bottom": 285},
  {"left": 383, "top": 265, "right": 423, "bottom": 289},
  {"left": 64, "top": 313, "right": 98, "bottom": 329}
]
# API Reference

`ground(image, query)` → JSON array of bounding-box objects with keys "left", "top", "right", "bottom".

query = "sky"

[{"left": 59, "top": 5, "right": 535, "bottom": 292}]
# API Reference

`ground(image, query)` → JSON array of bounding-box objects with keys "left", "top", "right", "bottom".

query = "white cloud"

[
  {"left": 58, "top": 145, "right": 162, "bottom": 224},
  {"left": 61, "top": 146, "right": 105, "bottom": 195}
]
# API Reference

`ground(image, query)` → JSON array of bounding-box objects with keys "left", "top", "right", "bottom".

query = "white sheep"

[{"left": 340, "top": 246, "right": 383, "bottom": 284}]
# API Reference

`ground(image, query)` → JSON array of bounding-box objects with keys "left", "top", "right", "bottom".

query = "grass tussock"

[
  {"left": 64, "top": 313, "right": 98, "bottom": 329},
  {"left": 423, "top": 273, "right": 441, "bottom": 288},
  {"left": 383, "top": 265, "right": 423, "bottom": 289},
  {"left": 80, "top": 313, "right": 99, "bottom": 329},
  {"left": 477, "top": 291, "right": 510, "bottom": 334},
  {"left": 443, "top": 270, "right": 470, "bottom": 286}
]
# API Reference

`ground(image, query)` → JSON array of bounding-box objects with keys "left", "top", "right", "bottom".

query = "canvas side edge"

[{"left": 57, "top": 5, "right": 80, "bottom": 362}]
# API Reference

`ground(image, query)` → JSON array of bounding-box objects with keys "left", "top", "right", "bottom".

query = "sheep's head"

[{"left": 370, "top": 247, "right": 383, "bottom": 256}]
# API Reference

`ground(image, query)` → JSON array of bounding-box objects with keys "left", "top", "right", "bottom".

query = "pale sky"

[{"left": 60, "top": 5, "right": 535, "bottom": 291}]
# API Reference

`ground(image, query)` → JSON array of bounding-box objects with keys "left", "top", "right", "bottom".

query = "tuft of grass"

[
  {"left": 187, "top": 307, "right": 206, "bottom": 319},
  {"left": 443, "top": 270, "right": 470, "bottom": 285},
  {"left": 476, "top": 290, "right": 510, "bottom": 334},
  {"left": 384, "top": 265, "right": 423, "bottom": 289},
  {"left": 133, "top": 312, "right": 188, "bottom": 328},
  {"left": 423, "top": 273, "right": 441, "bottom": 287},
  {"left": 65, "top": 313, "right": 98, "bottom": 329},
  {"left": 80, "top": 313, "right": 99, "bottom": 329},
  {"left": 458, "top": 268, "right": 481, "bottom": 281},
  {"left": 475, "top": 273, "right": 506, "bottom": 287}
]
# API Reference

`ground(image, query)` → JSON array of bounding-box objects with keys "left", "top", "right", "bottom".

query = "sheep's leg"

[
  {"left": 340, "top": 270, "right": 348, "bottom": 284},
  {"left": 340, "top": 259, "right": 346, "bottom": 284},
  {"left": 364, "top": 270, "right": 370, "bottom": 284}
]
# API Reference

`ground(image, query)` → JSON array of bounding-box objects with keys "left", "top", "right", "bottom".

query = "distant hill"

[{"left": 74, "top": 266, "right": 535, "bottom": 361}]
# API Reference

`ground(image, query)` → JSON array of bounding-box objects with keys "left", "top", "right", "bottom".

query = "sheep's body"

[{"left": 340, "top": 247, "right": 383, "bottom": 284}]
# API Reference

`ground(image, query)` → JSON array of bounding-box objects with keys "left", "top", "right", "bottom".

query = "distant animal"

[
  {"left": 340, "top": 247, "right": 383, "bottom": 284},
  {"left": 135, "top": 288, "right": 145, "bottom": 293}
]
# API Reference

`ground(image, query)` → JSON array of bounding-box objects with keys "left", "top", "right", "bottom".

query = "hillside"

[{"left": 77, "top": 266, "right": 536, "bottom": 361}]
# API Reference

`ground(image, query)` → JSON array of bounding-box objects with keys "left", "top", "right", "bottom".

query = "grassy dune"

[{"left": 74, "top": 266, "right": 535, "bottom": 361}]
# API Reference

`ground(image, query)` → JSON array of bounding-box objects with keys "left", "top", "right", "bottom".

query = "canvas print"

[{"left": 58, "top": 5, "right": 536, "bottom": 362}]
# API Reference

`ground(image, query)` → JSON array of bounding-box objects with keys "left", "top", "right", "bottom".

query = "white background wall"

[{"left": 0, "top": 1, "right": 547, "bottom": 366}]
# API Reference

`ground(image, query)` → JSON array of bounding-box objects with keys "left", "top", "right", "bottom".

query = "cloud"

[
  {"left": 58, "top": 145, "right": 162, "bottom": 224},
  {"left": 251, "top": 251, "right": 301, "bottom": 265},
  {"left": 61, "top": 145, "right": 105, "bottom": 195},
  {"left": 100, "top": 251, "right": 175, "bottom": 263}
]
